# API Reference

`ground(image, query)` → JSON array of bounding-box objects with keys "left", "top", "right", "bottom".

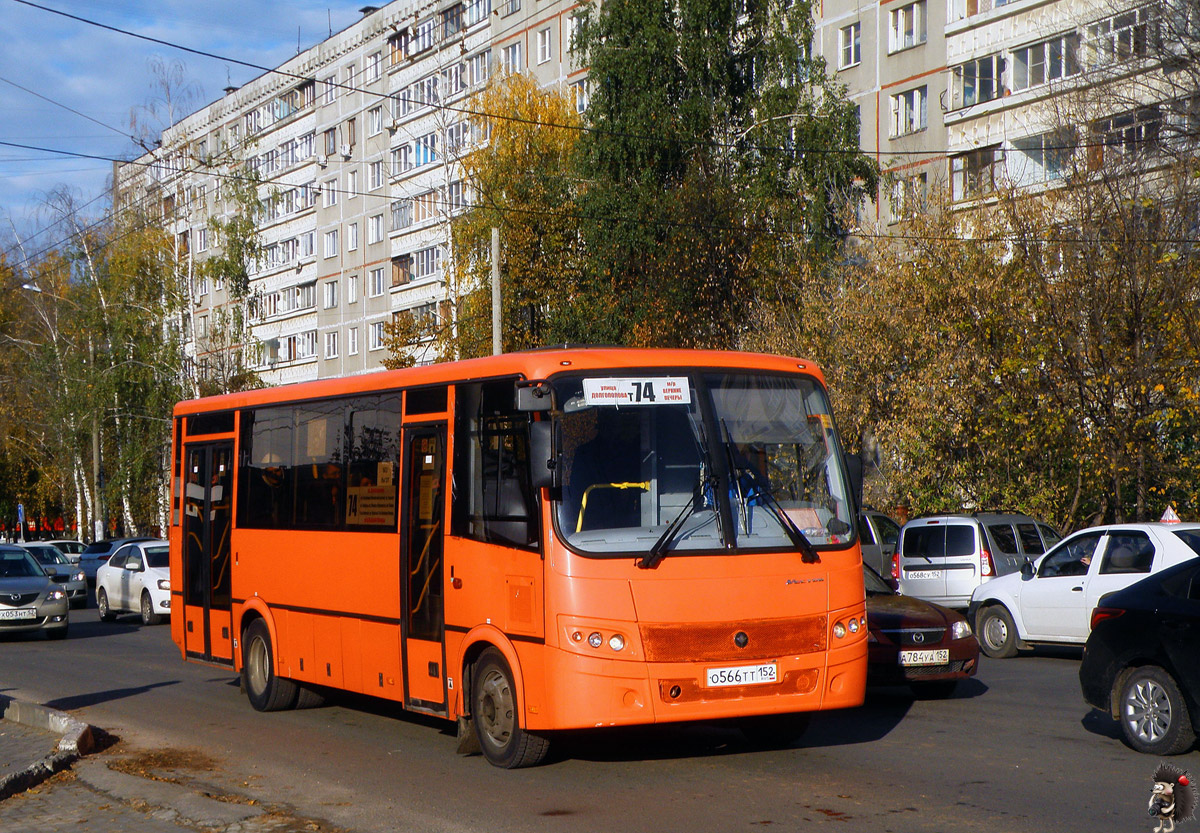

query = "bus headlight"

[
  {"left": 608, "top": 634, "right": 625, "bottom": 652},
  {"left": 588, "top": 632, "right": 603, "bottom": 648}
]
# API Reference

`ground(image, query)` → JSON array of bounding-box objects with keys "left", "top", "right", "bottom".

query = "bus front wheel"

[
  {"left": 472, "top": 648, "right": 550, "bottom": 768},
  {"left": 242, "top": 619, "right": 299, "bottom": 712}
]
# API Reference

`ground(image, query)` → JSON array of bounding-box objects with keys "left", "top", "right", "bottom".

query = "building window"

[
  {"left": 325, "top": 331, "right": 339, "bottom": 359},
  {"left": 1013, "top": 34, "right": 1080, "bottom": 91},
  {"left": 414, "top": 191, "right": 438, "bottom": 224},
  {"left": 369, "top": 106, "right": 383, "bottom": 136},
  {"left": 890, "top": 172, "right": 928, "bottom": 221},
  {"left": 348, "top": 274, "right": 359, "bottom": 304},
  {"left": 839, "top": 22, "right": 861, "bottom": 69},
  {"left": 349, "top": 327, "right": 359, "bottom": 356},
  {"left": 571, "top": 79, "right": 590, "bottom": 114},
  {"left": 444, "top": 3, "right": 464, "bottom": 37},
  {"left": 348, "top": 222, "right": 359, "bottom": 252},
  {"left": 392, "top": 255, "right": 411, "bottom": 286},
  {"left": 323, "top": 229, "right": 339, "bottom": 258},
  {"left": 1086, "top": 6, "right": 1155, "bottom": 67},
  {"left": 890, "top": 86, "right": 927, "bottom": 136},
  {"left": 501, "top": 42, "right": 522, "bottom": 74},
  {"left": 500, "top": 0, "right": 520, "bottom": 16},
  {"left": 369, "top": 268, "right": 385, "bottom": 297},
  {"left": 347, "top": 169, "right": 358, "bottom": 199},
  {"left": 388, "top": 30, "right": 409, "bottom": 65},
  {"left": 324, "top": 280, "right": 339, "bottom": 309},
  {"left": 951, "top": 54, "right": 1004, "bottom": 110},
  {"left": 300, "top": 231, "right": 315, "bottom": 258},
  {"left": 538, "top": 28, "right": 552, "bottom": 64},
  {"left": 1090, "top": 106, "right": 1161, "bottom": 167},
  {"left": 413, "top": 246, "right": 441, "bottom": 280},
  {"left": 415, "top": 133, "right": 437, "bottom": 167},
  {"left": 950, "top": 146, "right": 1004, "bottom": 201},
  {"left": 1010, "top": 130, "right": 1076, "bottom": 185},
  {"left": 324, "top": 127, "right": 337, "bottom": 157},
  {"left": 369, "top": 161, "right": 384, "bottom": 190},
  {"left": 196, "top": 227, "right": 208, "bottom": 252},
  {"left": 369, "top": 321, "right": 387, "bottom": 351},
  {"left": 368, "top": 52, "right": 382, "bottom": 82},
  {"left": 889, "top": 2, "right": 925, "bottom": 53},
  {"left": 368, "top": 214, "right": 384, "bottom": 244},
  {"left": 323, "top": 178, "right": 338, "bottom": 207},
  {"left": 468, "top": 50, "right": 491, "bottom": 87},
  {"left": 467, "top": 0, "right": 491, "bottom": 26},
  {"left": 392, "top": 198, "right": 412, "bottom": 230},
  {"left": 322, "top": 76, "right": 337, "bottom": 105}
]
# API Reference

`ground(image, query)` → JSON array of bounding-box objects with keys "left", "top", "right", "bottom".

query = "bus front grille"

[{"left": 639, "top": 615, "right": 828, "bottom": 663}]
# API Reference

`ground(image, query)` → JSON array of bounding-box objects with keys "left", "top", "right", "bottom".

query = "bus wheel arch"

[{"left": 458, "top": 635, "right": 549, "bottom": 768}]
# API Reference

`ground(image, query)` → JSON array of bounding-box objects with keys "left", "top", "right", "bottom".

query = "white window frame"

[
  {"left": 324, "top": 280, "right": 339, "bottom": 309},
  {"left": 323, "top": 229, "right": 339, "bottom": 258},
  {"left": 538, "top": 28, "right": 552, "bottom": 64},
  {"left": 890, "top": 86, "right": 927, "bottom": 137},
  {"left": 889, "top": 2, "right": 926, "bottom": 53},
  {"left": 325, "top": 330, "right": 339, "bottom": 359},
  {"left": 839, "top": 22, "right": 862, "bottom": 69},
  {"left": 348, "top": 326, "right": 359, "bottom": 356},
  {"left": 347, "top": 222, "right": 359, "bottom": 252}
]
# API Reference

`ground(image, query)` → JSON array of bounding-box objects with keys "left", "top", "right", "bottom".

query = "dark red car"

[{"left": 865, "top": 566, "right": 981, "bottom": 698}]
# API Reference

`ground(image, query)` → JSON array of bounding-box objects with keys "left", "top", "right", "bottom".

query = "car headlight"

[
  {"left": 73, "top": 571, "right": 85, "bottom": 583},
  {"left": 950, "top": 620, "right": 972, "bottom": 640},
  {"left": 48, "top": 589, "right": 66, "bottom": 601},
  {"left": 157, "top": 579, "right": 171, "bottom": 591}
]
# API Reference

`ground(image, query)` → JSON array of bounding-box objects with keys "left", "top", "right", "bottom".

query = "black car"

[{"left": 1079, "top": 557, "right": 1200, "bottom": 756}]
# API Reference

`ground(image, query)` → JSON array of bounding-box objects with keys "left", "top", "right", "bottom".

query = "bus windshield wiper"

[
  {"left": 719, "top": 421, "right": 820, "bottom": 564},
  {"left": 639, "top": 461, "right": 716, "bottom": 570}
]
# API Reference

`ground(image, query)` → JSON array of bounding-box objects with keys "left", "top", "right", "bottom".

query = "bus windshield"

[{"left": 553, "top": 371, "right": 854, "bottom": 556}]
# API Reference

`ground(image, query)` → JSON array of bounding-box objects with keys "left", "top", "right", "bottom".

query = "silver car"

[
  {"left": 22, "top": 543, "right": 88, "bottom": 609},
  {"left": 0, "top": 545, "right": 69, "bottom": 639}
]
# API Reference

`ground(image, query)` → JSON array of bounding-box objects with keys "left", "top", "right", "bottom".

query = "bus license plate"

[
  {"left": 705, "top": 663, "right": 778, "bottom": 688},
  {"left": 899, "top": 649, "right": 949, "bottom": 666},
  {"left": 907, "top": 570, "right": 940, "bottom": 581},
  {"left": 0, "top": 608, "right": 36, "bottom": 621}
]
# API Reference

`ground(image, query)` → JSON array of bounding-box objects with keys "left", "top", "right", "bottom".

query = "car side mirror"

[
  {"left": 528, "top": 420, "right": 558, "bottom": 490},
  {"left": 45, "top": 566, "right": 58, "bottom": 577},
  {"left": 1020, "top": 560, "right": 1034, "bottom": 580}
]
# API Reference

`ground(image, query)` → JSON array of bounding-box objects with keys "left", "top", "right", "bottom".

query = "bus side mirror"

[
  {"left": 845, "top": 454, "right": 864, "bottom": 512},
  {"left": 529, "top": 420, "right": 558, "bottom": 490}
]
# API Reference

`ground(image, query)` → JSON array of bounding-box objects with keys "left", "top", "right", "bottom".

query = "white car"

[
  {"left": 95, "top": 539, "right": 171, "bottom": 625},
  {"left": 968, "top": 523, "right": 1200, "bottom": 658}
]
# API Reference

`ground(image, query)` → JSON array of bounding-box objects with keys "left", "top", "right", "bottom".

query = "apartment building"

[
  {"left": 814, "top": 0, "right": 950, "bottom": 225},
  {"left": 114, "top": 0, "right": 584, "bottom": 388},
  {"left": 813, "top": 0, "right": 1193, "bottom": 219}
]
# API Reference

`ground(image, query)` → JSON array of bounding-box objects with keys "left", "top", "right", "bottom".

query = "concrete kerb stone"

[{"left": 0, "top": 693, "right": 94, "bottom": 800}]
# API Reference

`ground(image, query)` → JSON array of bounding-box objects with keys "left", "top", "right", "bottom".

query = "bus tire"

[
  {"left": 242, "top": 619, "right": 299, "bottom": 712},
  {"left": 472, "top": 648, "right": 550, "bottom": 768}
]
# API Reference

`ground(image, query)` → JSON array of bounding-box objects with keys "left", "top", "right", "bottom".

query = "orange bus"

[{"left": 169, "top": 348, "right": 867, "bottom": 767}]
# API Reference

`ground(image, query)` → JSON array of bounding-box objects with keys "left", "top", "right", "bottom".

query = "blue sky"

[{"left": 0, "top": 0, "right": 366, "bottom": 258}]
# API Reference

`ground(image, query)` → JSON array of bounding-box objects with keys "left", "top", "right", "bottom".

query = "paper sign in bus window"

[{"left": 582, "top": 377, "right": 691, "bottom": 407}]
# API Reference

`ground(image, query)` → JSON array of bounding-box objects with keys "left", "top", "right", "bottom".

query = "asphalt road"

[{"left": 1, "top": 604, "right": 1191, "bottom": 833}]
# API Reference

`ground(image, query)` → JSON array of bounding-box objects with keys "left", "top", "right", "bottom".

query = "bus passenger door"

[
  {"left": 182, "top": 442, "right": 235, "bottom": 665},
  {"left": 401, "top": 425, "right": 448, "bottom": 714}
]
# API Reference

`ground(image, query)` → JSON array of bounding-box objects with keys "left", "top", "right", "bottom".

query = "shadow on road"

[
  {"left": 45, "top": 679, "right": 180, "bottom": 711},
  {"left": 1080, "top": 707, "right": 1123, "bottom": 742}
]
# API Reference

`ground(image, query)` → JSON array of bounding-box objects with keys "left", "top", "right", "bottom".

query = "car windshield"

[
  {"left": 0, "top": 551, "right": 46, "bottom": 578},
  {"left": 145, "top": 546, "right": 169, "bottom": 569},
  {"left": 27, "top": 547, "right": 66, "bottom": 565},
  {"left": 863, "top": 566, "right": 894, "bottom": 595},
  {"left": 552, "top": 371, "right": 853, "bottom": 556}
]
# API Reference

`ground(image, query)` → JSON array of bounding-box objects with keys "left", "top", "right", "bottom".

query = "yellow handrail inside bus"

[{"left": 576, "top": 482, "right": 650, "bottom": 533}]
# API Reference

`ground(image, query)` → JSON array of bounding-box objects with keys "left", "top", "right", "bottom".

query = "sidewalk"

[{"left": 0, "top": 696, "right": 340, "bottom": 833}]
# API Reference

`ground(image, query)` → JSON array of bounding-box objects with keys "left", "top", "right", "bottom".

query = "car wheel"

[
  {"left": 736, "top": 713, "right": 812, "bottom": 748},
  {"left": 241, "top": 619, "right": 299, "bottom": 712},
  {"left": 472, "top": 648, "right": 550, "bottom": 768},
  {"left": 140, "top": 591, "right": 162, "bottom": 626},
  {"left": 1118, "top": 666, "right": 1197, "bottom": 756},
  {"left": 97, "top": 588, "right": 116, "bottom": 622},
  {"left": 911, "top": 680, "right": 959, "bottom": 700},
  {"left": 977, "top": 605, "right": 1019, "bottom": 659}
]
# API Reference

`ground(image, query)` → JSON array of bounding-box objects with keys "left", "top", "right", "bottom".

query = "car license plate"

[
  {"left": 705, "top": 663, "right": 778, "bottom": 688},
  {"left": 906, "top": 570, "right": 940, "bottom": 581},
  {"left": 899, "top": 649, "right": 949, "bottom": 666},
  {"left": 0, "top": 608, "right": 36, "bottom": 621}
]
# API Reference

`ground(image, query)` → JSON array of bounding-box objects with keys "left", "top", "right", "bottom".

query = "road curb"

[{"left": 0, "top": 694, "right": 94, "bottom": 801}]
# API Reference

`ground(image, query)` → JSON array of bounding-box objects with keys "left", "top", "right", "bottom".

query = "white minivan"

[
  {"left": 894, "top": 514, "right": 1061, "bottom": 609},
  {"left": 968, "top": 523, "right": 1200, "bottom": 658}
]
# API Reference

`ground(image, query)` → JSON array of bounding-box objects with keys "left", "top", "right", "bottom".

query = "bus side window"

[{"left": 452, "top": 380, "right": 538, "bottom": 549}]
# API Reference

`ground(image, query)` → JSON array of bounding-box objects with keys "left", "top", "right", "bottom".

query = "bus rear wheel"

[
  {"left": 242, "top": 619, "right": 298, "bottom": 712},
  {"left": 472, "top": 648, "right": 550, "bottom": 768}
]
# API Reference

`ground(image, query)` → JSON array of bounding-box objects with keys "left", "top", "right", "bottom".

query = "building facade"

[{"left": 115, "top": 0, "right": 585, "bottom": 388}]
